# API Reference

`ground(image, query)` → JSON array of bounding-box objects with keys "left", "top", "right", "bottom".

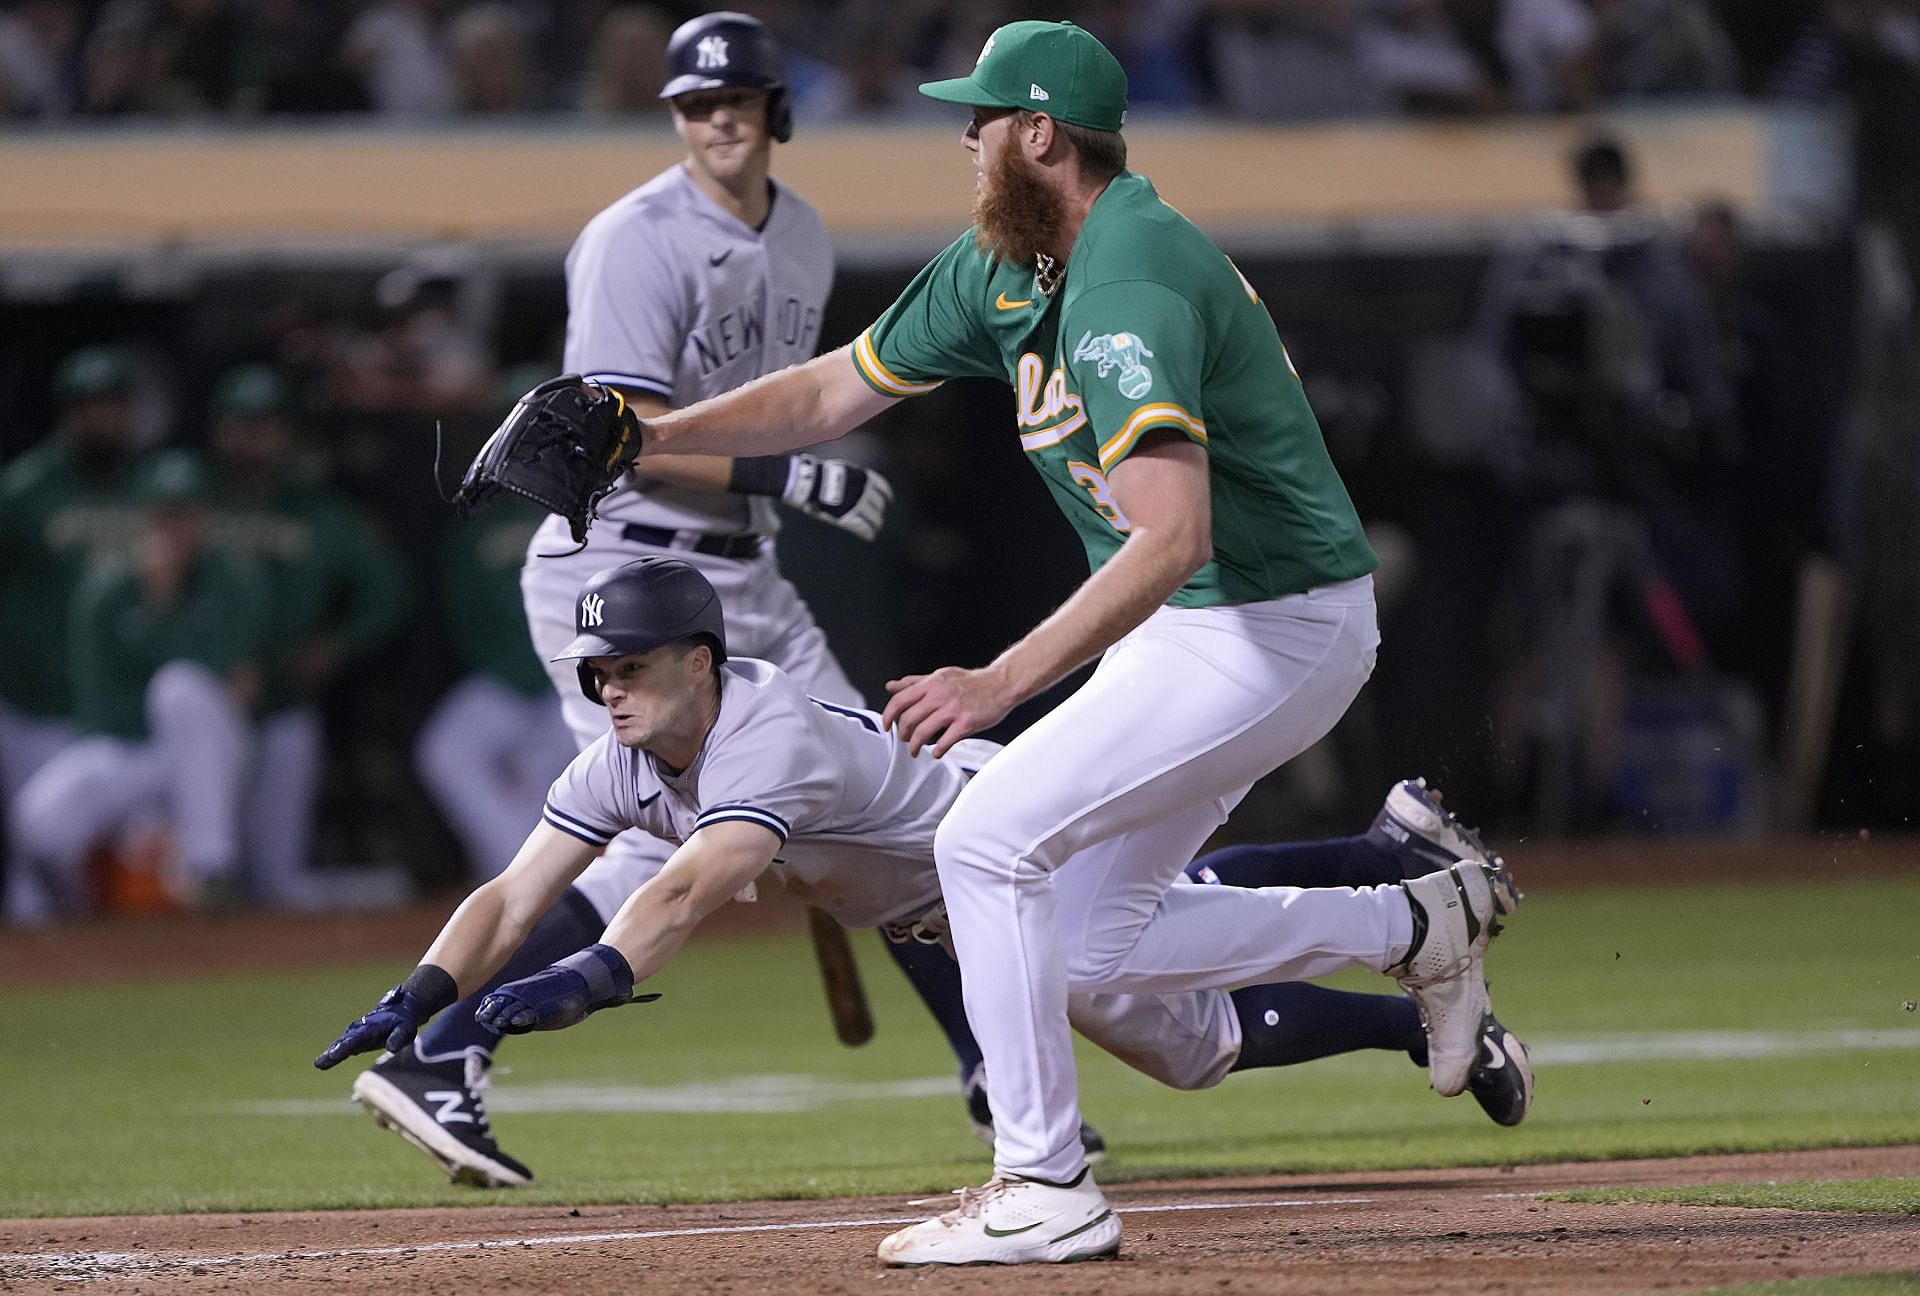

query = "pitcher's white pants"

[
  {"left": 523, "top": 539, "right": 861, "bottom": 921},
  {"left": 935, "top": 578, "right": 1410, "bottom": 1181}
]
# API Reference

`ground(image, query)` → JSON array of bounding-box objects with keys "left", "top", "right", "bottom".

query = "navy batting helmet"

[
  {"left": 553, "top": 558, "right": 729, "bottom": 705},
  {"left": 659, "top": 11, "right": 793, "bottom": 143}
]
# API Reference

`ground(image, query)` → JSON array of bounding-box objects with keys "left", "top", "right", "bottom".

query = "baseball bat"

[{"left": 806, "top": 905, "right": 874, "bottom": 1047}]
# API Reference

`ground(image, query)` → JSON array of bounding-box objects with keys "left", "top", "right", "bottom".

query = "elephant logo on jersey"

[
  {"left": 1074, "top": 331, "right": 1156, "bottom": 400},
  {"left": 580, "top": 593, "right": 605, "bottom": 628},
  {"left": 696, "top": 34, "right": 729, "bottom": 69}
]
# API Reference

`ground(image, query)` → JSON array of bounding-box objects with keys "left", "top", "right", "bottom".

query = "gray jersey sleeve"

[
  {"left": 563, "top": 207, "right": 683, "bottom": 400},
  {"left": 543, "top": 734, "right": 672, "bottom": 845},
  {"left": 690, "top": 701, "right": 842, "bottom": 843}
]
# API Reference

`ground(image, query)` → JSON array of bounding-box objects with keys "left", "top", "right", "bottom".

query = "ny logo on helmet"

[
  {"left": 696, "top": 35, "right": 729, "bottom": 69},
  {"left": 581, "top": 593, "right": 606, "bottom": 628}
]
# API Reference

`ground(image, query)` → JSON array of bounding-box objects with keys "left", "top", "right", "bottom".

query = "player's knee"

[{"left": 145, "top": 659, "right": 227, "bottom": 726}]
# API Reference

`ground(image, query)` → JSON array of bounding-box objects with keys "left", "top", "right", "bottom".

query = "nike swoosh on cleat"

[
  {"left": 981, "top": 1220, "right": 1045, "bottom": 1237},
  {"left": 995, "top": 291, "right": 1033, "bottom": 310},
  {"left": 1479, "top": 1035, "right": 1507, "bottom": 1070}
]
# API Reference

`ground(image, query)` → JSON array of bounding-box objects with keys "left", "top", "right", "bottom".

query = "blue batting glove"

[
  {"left": 315, "top": 986, "right": 425, "bottom": 1069},
  {"left": 314, "top": 966, "right": 459, "bottom": 1070},
  {"left": 474, "top": 944, "right": 659, "bottom": 1035}
]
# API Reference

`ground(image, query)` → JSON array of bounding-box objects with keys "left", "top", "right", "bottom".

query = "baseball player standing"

[
  {"left": 593, "top": 20, "right": 1527, "bottom": 1264},
  {"left": 352, "top": 10, "right": 1053, "bottom": 1185},
  {"left": 316, "top": 560, "right": 1530, "bottom": 1149}
]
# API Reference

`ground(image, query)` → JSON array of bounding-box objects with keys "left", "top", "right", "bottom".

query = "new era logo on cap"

[{"left": 920, "top": 21, "right": 1128, "bottom": 133}]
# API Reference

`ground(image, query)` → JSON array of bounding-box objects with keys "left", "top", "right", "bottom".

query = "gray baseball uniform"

[
  {"left": 528, "top": 164, "right": 853, "bottom": 922},
  {"left": 541, "top": 657, "right": 1245, "bottom": 1092}
]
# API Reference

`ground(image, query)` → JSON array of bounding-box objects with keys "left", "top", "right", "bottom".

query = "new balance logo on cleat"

[{"left": 351, "top": 1048, "right": 533, "bottom": 1188}]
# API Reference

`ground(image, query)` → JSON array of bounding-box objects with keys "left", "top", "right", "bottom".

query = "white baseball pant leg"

[
  {"left": 1, "top": 700, "right": 80, "bottom": 921},
  {"left": 935, "top": 578, "right": 1407, "bottom": 1181},
  {"left": 8, "top": 737, "right": 163, "bottom": 921},
  {"left": 415, "top": 674, "right": 576, "bottom": 879},
  {"left": 242, "top": 704, "right": 323, "bottom": 905},
  {"left": 0, "top": 699, "right": 78, "bottom": 801},
  {"left": 150, "top": 661, "right": 250, "bottom": 887}
]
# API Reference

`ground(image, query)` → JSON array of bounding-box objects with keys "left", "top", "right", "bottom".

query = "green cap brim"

[{"left": 918, "top": 75, "right": 1021, "bottom": 109}]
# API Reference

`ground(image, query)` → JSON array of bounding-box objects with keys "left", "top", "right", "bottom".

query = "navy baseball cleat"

[
  {"left": 351, "top": 1047, "right": 532, "bottom": 1188},
  {"left": 1466, "top": 1011, "right": 1534, "bottom": 1126},
  {"left": 964, "top": 1063, "right": 1107, "bottom": 1164},
  {"left": 1368, "top": 778, "right": 1522, "bottom": 925}
]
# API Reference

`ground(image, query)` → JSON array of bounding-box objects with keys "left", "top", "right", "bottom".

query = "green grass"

[
  {"left": 1552, "top": 1178, "right": 1920, "bottom": 1213},
  {"left": 0, "top": 875, "right": 1915, "bottom": 1217},
  {"left": 1684, "top": 1275, "right": 1920, "bottom": 1295}
]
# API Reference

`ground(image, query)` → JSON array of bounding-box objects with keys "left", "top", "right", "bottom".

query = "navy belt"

[{"left": 620, "top": 522, "right": 765, "bottom": 559}]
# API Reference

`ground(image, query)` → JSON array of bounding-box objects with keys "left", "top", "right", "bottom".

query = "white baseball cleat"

[
  {"left": 1390, "top": 861, "right": 1509, "bottom": 1097},
  {"left": 877, "top": 1167, "right": 1121, "bottom": 1266}
]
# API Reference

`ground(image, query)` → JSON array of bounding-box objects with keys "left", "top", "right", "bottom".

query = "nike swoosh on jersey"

[
  {"left": 710, "top": 250, "right": 732, "bottom": 267},
  {"left": 995, "top": 291, "right": 1033, "bottom": 310}
]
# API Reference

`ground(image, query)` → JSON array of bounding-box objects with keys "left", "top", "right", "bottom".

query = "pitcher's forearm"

[{"left": 643, "top": 348, "right": 893, "bottom": 458}]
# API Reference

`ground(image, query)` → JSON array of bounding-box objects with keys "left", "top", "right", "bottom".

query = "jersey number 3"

[{"left": 1067, "top": 461, "right": 1132, "bottom": 531}]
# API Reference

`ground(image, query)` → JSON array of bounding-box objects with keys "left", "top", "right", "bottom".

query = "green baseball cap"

[
  {"left": 919, "top": 21, "right": 1128, "bottom": 132},
  {"left": 211, "top": 364, "right": 291, "bottom": 418},
  {"left": 52, "top": 345, "right": 136, "bottom": 405},
  {"left": 132, "top": 450, "right": 212, "bottom": 508}
]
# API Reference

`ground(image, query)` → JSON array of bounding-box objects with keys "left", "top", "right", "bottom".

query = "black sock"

[
  {"left": 1228, "top": 981, "right": 1427, "bottom": 1071},
  {"left": 878, "top": 933, "right": 983, "bottom": 1079},
  {"left": 1187, "top": 837, "right": 1404, "bottom": 891},
  {"left": 414, "top": 885, "right": 603, "bottom": 1062}
]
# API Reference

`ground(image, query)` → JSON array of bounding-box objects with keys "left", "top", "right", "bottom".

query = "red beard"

[{"left": 972, "top": 138, "right": 1065, "bottom": 268}]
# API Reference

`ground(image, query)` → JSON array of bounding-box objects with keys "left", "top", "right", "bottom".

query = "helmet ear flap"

[
  {"left": 577, "top": 662, "right": 604, "bottom": 707},
  {"left": 768, "top": 85, "right": 793, "bottom": 143}
]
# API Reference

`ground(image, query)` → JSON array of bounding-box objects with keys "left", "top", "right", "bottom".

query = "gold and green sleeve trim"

[
  {"left": 852, "top": 330, "right": 943, "bottom": 398},
  {"left": 1097, "top": 403, "right": 1208, "bottom": 471}
]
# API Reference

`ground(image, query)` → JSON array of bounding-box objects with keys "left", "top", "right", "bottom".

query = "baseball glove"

[{"left": 452, "top": 375, "right": 644, "bottom": 543}]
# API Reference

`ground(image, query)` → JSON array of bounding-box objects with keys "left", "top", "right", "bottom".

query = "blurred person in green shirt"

[
  {"left": 0, "top": 346, "right": 147, "bottom": 793},
  {"left": 7, "top": 452, "right": 267, "bottom": 920},
  {"left": 0, "top": 345, "right": 153, "bottom": 923},
  {"left": 200, "top": 364, "right": 410, "bottom": 910}
]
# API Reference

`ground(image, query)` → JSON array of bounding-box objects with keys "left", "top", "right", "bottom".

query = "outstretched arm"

[
  {"left": 597, "top": 820, "right": 782, "bottom": 984},
  {"left": 642, "top": 347, "right": 897, "bottom": 459},
  {"left": 314, "top": 824, "right": 596, "bottom": 1068},
  {"left": 471, "top": 820, "right": 783, "bottom": 1034}
]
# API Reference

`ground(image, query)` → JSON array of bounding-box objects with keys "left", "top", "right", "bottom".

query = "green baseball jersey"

[
  {"left": 0, "top": 442, "right": 145, "bottom": 716},
  {"left": 441, "top": 500, "right": 549, "bottom": 697},
  {"left": 68, "top": 550, "right": 268, "bottom": 740},
  {"left": 206, "top": 464, "right": 408, "bottom": 713},
  {"left": 852, "top": 171, "right": 1376, "bottom": 606}
]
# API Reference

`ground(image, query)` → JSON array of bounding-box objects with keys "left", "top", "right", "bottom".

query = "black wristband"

[
  {"left": 727, "top": 454, "right": 793, "bottom": 497},
  {"left": 401, "top": 964, "right": 460, "bottom": 1017}
]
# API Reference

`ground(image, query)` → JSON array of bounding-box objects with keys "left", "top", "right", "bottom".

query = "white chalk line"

[{"left": 0, "top": 1196, "right": 1374, "bottom": 1280}]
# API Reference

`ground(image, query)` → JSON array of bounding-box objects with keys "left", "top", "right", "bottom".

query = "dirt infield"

[{"left": 2, "top": 1146, "right": 1915, "bottom": 1295}]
